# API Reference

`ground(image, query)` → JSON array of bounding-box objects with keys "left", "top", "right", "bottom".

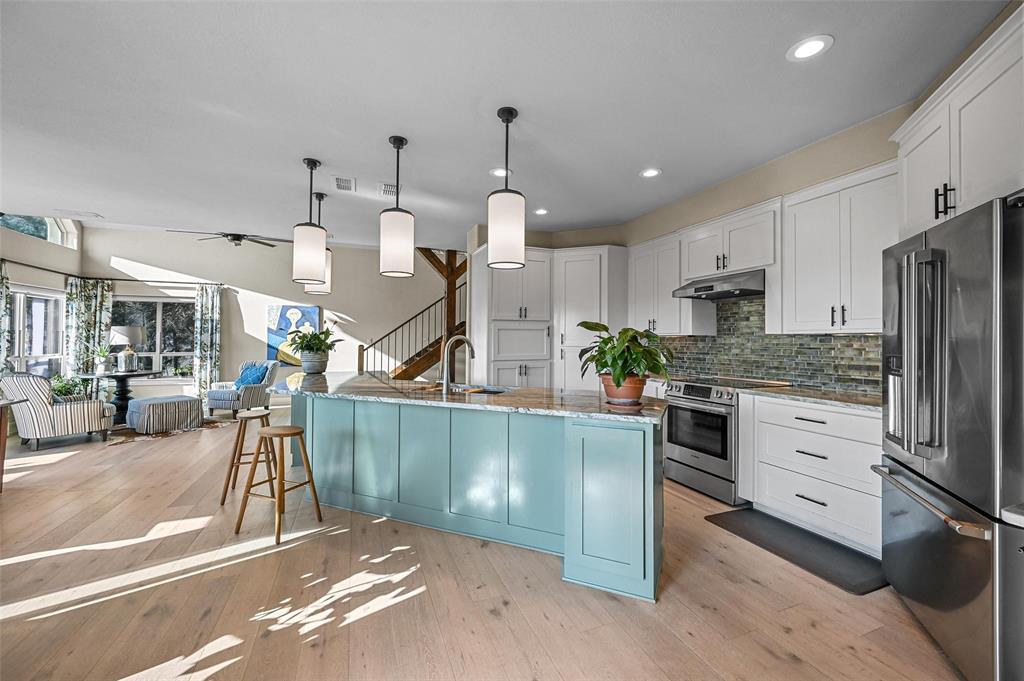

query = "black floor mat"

[{"left": 705, "top": 508, "right": 888, "bottom": 595}]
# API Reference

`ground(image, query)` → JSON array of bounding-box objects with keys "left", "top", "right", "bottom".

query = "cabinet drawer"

[
  {"left": 757, "top": 422, "right": 881, "bottom": 496},
  {"left": 756, "top": 462, "right": 880, "bottom": 553},
  {"left": 490, "top": 322, "right": 550, "bottom": 361},
  {"left": 756, "top": 398, "right": 880, "bottom": 445}
]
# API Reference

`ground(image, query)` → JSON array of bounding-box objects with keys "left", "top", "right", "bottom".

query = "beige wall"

[
  {"left": 80, "top": 228, "right": 455, "bottom": 381},
  {"left": 1, "top": 226, "right": 83, "bottom": 290}
]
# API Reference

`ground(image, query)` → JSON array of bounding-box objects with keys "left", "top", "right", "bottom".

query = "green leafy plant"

[
  {"left": 577, "top": 321, "right": 674, "bottom": 388},
  {"left": 50, "top": 375, "right": 87, "bottom": 397},
  {"left": 91, "top": 342, "right": 112, "bottom": 359},
  {"left": 288, "top": 329, "right": 342, "bottom": 354}
]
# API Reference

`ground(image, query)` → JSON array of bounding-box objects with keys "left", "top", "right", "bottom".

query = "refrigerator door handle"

[
  {"left": 871, "top": 465, "right": 992, "bottom": 540},
  {"left": 902, "top": 252, "right": 918, "bottom": 456},
  {"left": 912, "top": 248, "right": 946, "bottom": 451}
]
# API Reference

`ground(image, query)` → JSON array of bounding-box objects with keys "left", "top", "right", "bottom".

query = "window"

[
  {"left": 111, "top": 299, "right": 195, "bottom": 378},
  {"left": 5, "top": 289, "right": 65, "bottom": 377},
  {"left": 1, "top": 214, "right": 78, "bottom": 248}
]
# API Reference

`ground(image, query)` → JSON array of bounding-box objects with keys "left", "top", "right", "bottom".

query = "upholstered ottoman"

[{"left": 126, "top": 396, "right": 204, "bottom": 434}]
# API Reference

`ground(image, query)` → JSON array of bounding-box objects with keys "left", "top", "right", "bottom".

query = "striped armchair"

[
  {"left": 0, "top": 373, "right": 115, "bottom": 451},
  {"left": 207, "top": 360, "right": 280, "bottom": 417}
]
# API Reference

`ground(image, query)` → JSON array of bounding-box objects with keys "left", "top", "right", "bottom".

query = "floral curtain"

[
  {"left": 0, "top": 261, "right": 11, "bottom": 373},
  {"left": 64, "top": 276, "right": 113, "bottom": 376},
  {"left": 193, "top": 284, "right": 222, "bottom": 402}
]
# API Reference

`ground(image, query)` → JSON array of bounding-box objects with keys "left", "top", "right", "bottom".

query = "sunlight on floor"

[
  {"left": 0, "top": 516, "right": 213, "bottom": 567},
  {"left": 115, "top": 634, "right": 244, "bottom": 681},
  {"left": 4, "top": 449, "right": 80, "bottom": 469},
  {"left": 2, "top": 470, "right": 33, "bottom": 484}
]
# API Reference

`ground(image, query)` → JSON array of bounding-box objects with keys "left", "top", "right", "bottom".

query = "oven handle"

[
  {"left": 871, "top": 465, "right": 991, "bottom": 541},
  {"left": 665, "top": 397, "right": 734, "bottom": 417}
]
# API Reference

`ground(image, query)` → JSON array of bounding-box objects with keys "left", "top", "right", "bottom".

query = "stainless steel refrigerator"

[{"left": 878, "top": 190, "right": 1024, "bottom": 681}]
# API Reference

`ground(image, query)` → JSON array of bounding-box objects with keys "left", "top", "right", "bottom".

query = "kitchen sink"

[{"left": 410, "top": 383, "right": 512, "bottom": 395}]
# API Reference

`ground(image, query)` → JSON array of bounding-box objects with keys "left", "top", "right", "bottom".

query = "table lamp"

[{"left": 110, "top": 326, "right": 145, "bottom": 372}]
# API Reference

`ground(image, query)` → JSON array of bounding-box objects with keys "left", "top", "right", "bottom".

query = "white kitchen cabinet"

[
  {"left": 782, "top": 163, "right": 898, "bottom": 334},
  {"left": 892, "top": 9, "right": 1023, "bottom": 237},
  {"left": 491, "top": 360, "right": 551, "bottom": 388},
  {"left": 488, "top": 248, "right": 551, "bottom": 320},
  {"left": 558, "top": 347, "right": 600, "bottom": 392},
  {"left": 554, "top": 251, "right": 604, "bottom": 347},
  {"left": 630, "top": 236, "right": 716, "bottom": 336},
  {"left": 489, "top": 321, "right": 550, "bottom": 361},
  {"left": 680, "top": 204, "right": 776, "bottom": 281}
]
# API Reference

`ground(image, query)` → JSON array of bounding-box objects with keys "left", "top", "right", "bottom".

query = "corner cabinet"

[
  {"left": 629, "top": 235, "right": 716, "bottom": 337},
  {"left": 782, "top": 162, "right": 898, "bottom": 334},
  {"left": 680, "top": 203, "right": 776, "bottom": 281},
  {"left": 892, "top": 8, "right": 1023, "bottom": 238}
]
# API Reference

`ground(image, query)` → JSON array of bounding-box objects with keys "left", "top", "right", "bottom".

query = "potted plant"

[
  {"left": 578, "top": 321, "right": 673, "bottom": 407},
  {"left": 288, "top": 329, "right": 342, "bottom": 374},
  {"left": 92, "top": 342, "right": 112, "bottom": 374},
  {"left": 50, "top": 375, "right": 87, "bottom": 398}
]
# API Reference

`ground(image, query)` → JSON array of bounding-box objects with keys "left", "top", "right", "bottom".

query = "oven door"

[{"left": 664, "top": 397, "right": 735, "bottom": 481}]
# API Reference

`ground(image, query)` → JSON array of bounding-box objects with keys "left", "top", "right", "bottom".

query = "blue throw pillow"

[{"left": 234, "top": 365, "right": 268, "bottom": 389}]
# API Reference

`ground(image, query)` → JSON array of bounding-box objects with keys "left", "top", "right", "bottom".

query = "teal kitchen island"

[{"left": 274, "top": 372, "right": 666, "bottom": 601}]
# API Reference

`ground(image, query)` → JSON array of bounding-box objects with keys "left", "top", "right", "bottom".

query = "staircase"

[{"left": 358, "top": 281, "right": 467, "bottom": 382}]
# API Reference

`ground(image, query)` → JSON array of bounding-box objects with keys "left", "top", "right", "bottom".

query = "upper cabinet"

[
  {"left": 680, "top": 205, "right": 776, "bottom": 281},
  {"left": 490, "top": 248, "right": 552, "bottom": 320},
  {"left": 629, "top": 235, "right": 716, "bottom": 336},
  {"left": 782, "top": 163, "right": 898, "bottom": 334},
  {"left": 892, "top": 9, "right": 1023, "bottom": 238}
]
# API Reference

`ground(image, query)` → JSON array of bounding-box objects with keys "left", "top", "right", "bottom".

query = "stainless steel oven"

[{"left": 663, "top": 383, "right": 740, "bottom": 505}]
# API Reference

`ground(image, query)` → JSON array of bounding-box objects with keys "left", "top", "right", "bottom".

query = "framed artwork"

[{"left": 267, "top": 304, "right": 320, "bottom": 366}]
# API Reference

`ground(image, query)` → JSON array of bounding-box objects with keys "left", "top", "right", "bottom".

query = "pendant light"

[
  {"left": 379, "top": 136, "right": 415, "bottom": 277},
  {"left": 305, "top": 192, "right": 332, "bottom": 295},
  {"left": 487, "top": 106, "right": 525, "bottom": 269},
  {"left": 292, "top": 157, "right": 327, "bottom": 284}
]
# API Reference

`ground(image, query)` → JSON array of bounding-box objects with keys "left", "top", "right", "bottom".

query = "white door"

[
  {"left": 680, "top": 225, "right": 723, "bottom": 280},
  {"left": 839, "top": 175, "right": 898, "bottom": 332},
  {"left": 631, "top": 250, "right": 655, "bottom": 332},
  {"left": 491, "top": 361, "right": 523, "bottom": 387},
  {"left": 490, "top": 321, "right": 550, "bottom": 361},
  {"left": 949, "top": 37, "right": 1024, "bottom": 216},
  {"left": 521, "top": 361, "right": 551, "bottom": 388},
  {"left": 522, "top": 250, "right": 552, "bottom": 321},
  {"left": 653, "top": 241, "right": 682, "bottom": 335},
  {"left": 783, "top": 193, "right": 842, "bottom": 333},
  {"left": 556, "top": 252, "right": 602, "bottom": 347},
  {"left": 723, "top": 211, "right": 775, "bottom": 272},
  {"left": 490, "top": 268, "right": 524, "bottom": 320},
  {"left": 898, "top": 110, "right": 950, "bottom": 237},
  {"left": 560, "top": 347, "right": 600, "bottom": 391}
]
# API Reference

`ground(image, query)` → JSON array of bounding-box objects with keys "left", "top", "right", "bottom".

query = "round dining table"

[{"left": 78, "top": 370, "right": 163, "bottom": 425}]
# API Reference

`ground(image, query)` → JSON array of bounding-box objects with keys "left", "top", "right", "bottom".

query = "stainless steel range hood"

[{"left": 672, "top": 269, "right": 765, "bottom": 302}]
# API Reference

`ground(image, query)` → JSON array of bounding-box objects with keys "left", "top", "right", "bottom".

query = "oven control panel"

[{"left": 667, "top": 382, "right": 735, "bottom": 404}]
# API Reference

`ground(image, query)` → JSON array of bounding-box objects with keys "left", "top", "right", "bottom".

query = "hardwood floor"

[{"left": 0, "top": 409, "right": 962, "bottom": 681}]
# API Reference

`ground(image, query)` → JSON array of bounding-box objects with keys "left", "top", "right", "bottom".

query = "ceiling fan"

[{"left": 166, "top": 230, "right": 291, "bottom": 248}]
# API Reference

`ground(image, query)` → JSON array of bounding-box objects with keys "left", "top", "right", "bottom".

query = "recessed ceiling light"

[
  {"left": 534, "top": 208, "right": 548, "bottom": 215},
  {"left": 639, "top": 168, "right": 661, "bottom": 178},
  {"left": 489, "top": 167, "right": 512, "bottom": 178},
  {"left": 786, "top": 34, "right": 834, "bottom": 62}
]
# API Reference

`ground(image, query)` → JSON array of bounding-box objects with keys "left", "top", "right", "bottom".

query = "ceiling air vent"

[
  {"left": 378, "top": 182, "right": 402, "bottom": 200},
  {"left": 333, "top": 176, "right": 357, "bottom": 192}
]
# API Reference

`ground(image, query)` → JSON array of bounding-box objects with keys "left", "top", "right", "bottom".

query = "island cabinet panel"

[
  {"left": 508, "top": 413, "right": 565, "bottom": 536},
  {"left": 564, "top": 420, "right": 662, "bottom": 601},
  {"left": 398, "top": 405, "right": 451, "bottom": 512},
  {"left": 353, "top": 402, "right": 399, "bottom": 501},
  {"left": 309, "top": 398, "right": 355, "bottom": 506},
  {"left": 449, "top": 410, "right": 509, "bottom": 523}
]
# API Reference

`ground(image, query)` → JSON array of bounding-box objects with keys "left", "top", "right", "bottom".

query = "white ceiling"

[{"left": 1, "top": 1, "right": 1006, "bottom": 250}]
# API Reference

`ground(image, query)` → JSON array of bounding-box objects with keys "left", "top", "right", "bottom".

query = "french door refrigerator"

[{"left": 877, "top": 190, "right": 1024, "bottom": 681}]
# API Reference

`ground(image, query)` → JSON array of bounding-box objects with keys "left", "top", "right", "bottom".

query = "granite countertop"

[
  {"left": 273, "top": 372, "right": 666, "bottom": 424},
  {"left": 739, "top": 385, "right": 883, "bottom": 412}
]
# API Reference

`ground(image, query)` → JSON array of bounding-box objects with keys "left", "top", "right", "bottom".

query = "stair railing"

[{"left": 358, "top": 282, "right": 466, "bottom": 382}]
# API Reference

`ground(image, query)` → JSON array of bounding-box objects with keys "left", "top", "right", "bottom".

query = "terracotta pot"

[{"left": 600, "top": 373, "right": 647, "bottom": 405}]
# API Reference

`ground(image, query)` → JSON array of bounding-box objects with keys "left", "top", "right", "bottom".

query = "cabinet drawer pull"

[
  {"left": 795, "top": 449, "right": 829, "bottom": 460},
  {"left": 795, "top": 493, "right": 828, "bottom": 507},
  {"left": 794, "top": 416, "right": 827, "bottom": 425}
]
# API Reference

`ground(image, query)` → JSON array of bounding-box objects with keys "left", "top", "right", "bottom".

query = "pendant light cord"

[
  {"left": 317, "top": 196, "right": 322, "bottom": 225},
  {"left": 504, "top": 122, "right": 510, "bottom": 190},
  {"left": 395, "top": 145, "right": 401, "bottom": 208},
  {"left": 307, "top": 164, "right": 314, "bottom": 223}
]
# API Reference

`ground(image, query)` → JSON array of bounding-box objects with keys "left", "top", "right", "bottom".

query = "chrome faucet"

[{"left": 441, "top": 335, "right": 475, "bottom": 397}]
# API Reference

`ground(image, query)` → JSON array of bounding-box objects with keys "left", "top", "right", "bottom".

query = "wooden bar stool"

[
  {"left": 234, "top": 424, "right": 322, "bottom": 544},
  {"left": 219, "top": 409, "right": 274, "bottom": 505}
]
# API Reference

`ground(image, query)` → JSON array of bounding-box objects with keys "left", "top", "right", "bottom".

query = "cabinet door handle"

[
  {"left": 560, "top": 332, "right": 564, "bottom": 345},
  {"left": 546, "top": 325, "right": 550, "bottom": 337},
  {"left": 841, "top": 305, "right": 847, "bottom": 326},
  {"left": 795, "top": 415, "right": 827, "bottom": 425},
  {"left": 830, "top": 305, "right": 837, "bottom": 327},
  {"left": 560, "top": 348, "right": 565, "bottom": 360},
  {"left": 934, "top": 187, "right": 942, "bottom": 220},
  {"left": 716, "top": 255, "right": 721, "bottom": 271},
  {"left": 795, "top": 493, "right": 828, "bottom": 507},
  {"left": 652, "top": 318, "right": 657, "bottom": 331},
  {"left": 941, "top": 183, "right": 956, "bottom": 215},
  {"left": 522, "top": 364, "right": 528, "bottom": 377},
  {"left": 524, "top": 306, "right": 528, "bottom": 318},
  {"left": 722, "top": 253, "right": 727, "bottom": 269},
  {"left": 795, "top": 449, "right": 829, "bottom": 460}
]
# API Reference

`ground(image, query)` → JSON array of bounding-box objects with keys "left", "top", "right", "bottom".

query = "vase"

[
  {"left": 300, "top": 351, "right": 329, "bottom": 374},
  {"left": 94, "top": 357, "right": 109, "bottom": 375},
  {"left": 600, "top": 374, "right": 647, "bottom": 405}
]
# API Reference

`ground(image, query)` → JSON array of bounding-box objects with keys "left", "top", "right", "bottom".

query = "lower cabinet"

[
  {"left": 508, "top": 414, "right": 564, "bottom": 535},
  {"left": 490, "top": 360, "right": 552, "bottom": 388},
  {"left": 398, "top": 405, "right": 450, "bottom": 512}
]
